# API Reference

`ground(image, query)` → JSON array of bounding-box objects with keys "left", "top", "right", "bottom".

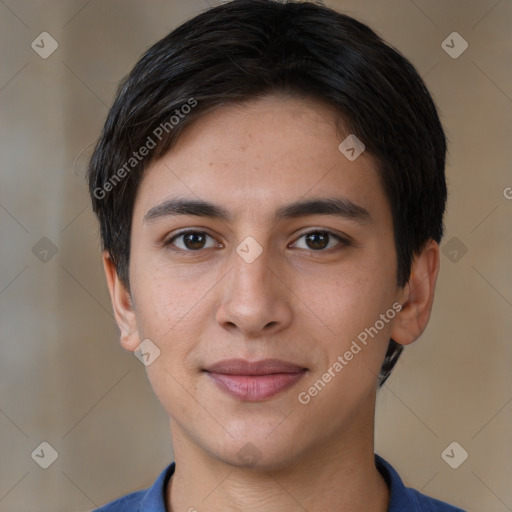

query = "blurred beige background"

[{"left": 0, "top": 0, "right": 511, "bottom": 510}]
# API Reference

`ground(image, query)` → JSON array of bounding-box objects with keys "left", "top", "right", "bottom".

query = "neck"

[{"left": 166, "top": 410, "right": 389, "bottom": 512}]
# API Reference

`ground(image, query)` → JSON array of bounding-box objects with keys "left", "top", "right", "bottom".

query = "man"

[{"left": 88, "top": 1, "right": 465, "bottom": 510}]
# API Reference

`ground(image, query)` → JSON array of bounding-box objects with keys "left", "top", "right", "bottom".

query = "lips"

[{"left": 204, "top": 358, "right": 307, "bottom": 401}]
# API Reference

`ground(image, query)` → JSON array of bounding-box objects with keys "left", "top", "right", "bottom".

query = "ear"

[
  {"left": 391, "top": 240, "right": 440, "bottom": 346},
  {"left": 102, "top": 251, "right": 140, "bottom": 351}
]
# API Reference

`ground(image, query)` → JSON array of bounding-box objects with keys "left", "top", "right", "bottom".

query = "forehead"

[{"left": 133, "top": 94, "right": 390, "bottom": 226}]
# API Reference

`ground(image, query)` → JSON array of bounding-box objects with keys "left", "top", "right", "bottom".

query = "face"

[{"left": 114, "top": 94, "right": 411, "bottom": 469}]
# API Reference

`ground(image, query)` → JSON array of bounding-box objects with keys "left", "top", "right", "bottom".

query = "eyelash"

[{"left": 163, "top": 229, "right": 351, "bottom": 253}]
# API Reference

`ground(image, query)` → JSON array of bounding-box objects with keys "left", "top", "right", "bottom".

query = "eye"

[
  {"left": 164, "top": 229, "right": 349, "bottom": 253},
  {"left": 165, "top": 230, "right": 221, "bottom": 251},
  {"left": 290, "top": 230, "right": 350, "bottom": 251}
]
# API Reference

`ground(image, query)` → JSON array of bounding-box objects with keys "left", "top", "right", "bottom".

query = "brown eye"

[
  {"left": 166, "top": 231, "right": 219, "bottom": 251},
  {"left": 291, "top": 230, "right": 350, "bottom": 251},
  {"left": 305, "top": 231, "right": 329, "bottom": 250}
]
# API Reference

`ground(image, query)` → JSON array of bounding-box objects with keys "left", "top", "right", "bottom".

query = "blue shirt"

[{"left": 93, "top": 454, "right": 466, "bottom": 511}]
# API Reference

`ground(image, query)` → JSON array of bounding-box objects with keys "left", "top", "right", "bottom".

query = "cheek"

[
  {"left": 318, "top": 261, "right": 394, "bottom": 322},
  {"left": 301, "top": 255, "right": 398, "bottom": 366},
  {"left": 133, "top": 267, "right": 207, "bottom": 406},
  {"left": 130, "top": 260, "right": 211, "bottom": 357}
]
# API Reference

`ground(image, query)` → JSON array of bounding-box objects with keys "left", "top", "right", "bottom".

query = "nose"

[{"left": 215, "top": 243, "right": 293, "bottom": 338}]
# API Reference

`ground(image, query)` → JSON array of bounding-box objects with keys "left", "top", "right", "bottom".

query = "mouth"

[{"left": 203, "top": 358, "right": 308, "bottom": 401}]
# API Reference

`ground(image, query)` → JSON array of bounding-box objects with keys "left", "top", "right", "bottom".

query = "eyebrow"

[{"left": 143, "top": 197, "right": 371, "bottom": 224}]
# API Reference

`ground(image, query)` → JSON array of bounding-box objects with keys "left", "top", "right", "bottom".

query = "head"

[{"left": 88, "top": 0, "right": 446, "bottom": 468}]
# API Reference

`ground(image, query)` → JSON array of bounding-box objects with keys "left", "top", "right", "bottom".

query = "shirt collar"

[
  {"left": 138, "top": 462, "right": 175, "bottom": 511},
  {"left": 138, "top": 455, "right": 414, "bottom": 511},
  {"left": 375, "top": 453, "right": 417, "bottom": 510}
]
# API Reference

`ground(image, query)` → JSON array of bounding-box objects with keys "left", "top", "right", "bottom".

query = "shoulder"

[
  {"left": 405, "top": 487, "right": 467, "bottom": 512},
  {"left": 91, "top": 462, "right": 175, "bottom": 512},
  {"left": 375, "top": 455, "right": 466, "bottom": 512},
  {"left": 92, "top": 490, "right": 146, "bottom": 511}
]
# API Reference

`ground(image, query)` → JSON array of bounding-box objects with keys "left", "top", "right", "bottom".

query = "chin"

[{"left": 209, "top": 426, "right": 307, "bottom": 472}]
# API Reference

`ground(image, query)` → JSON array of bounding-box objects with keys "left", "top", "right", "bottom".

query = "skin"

[{"left": 103, "top": 93, "right": 440, "bottom": 512}]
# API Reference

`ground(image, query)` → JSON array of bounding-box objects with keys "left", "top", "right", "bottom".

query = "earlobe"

[
  {"left": 102, "top": 251, "right": 140, "bottom": 351},
  {"left": 390, "top": 240, "right": 440, "bottom": 346}
]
